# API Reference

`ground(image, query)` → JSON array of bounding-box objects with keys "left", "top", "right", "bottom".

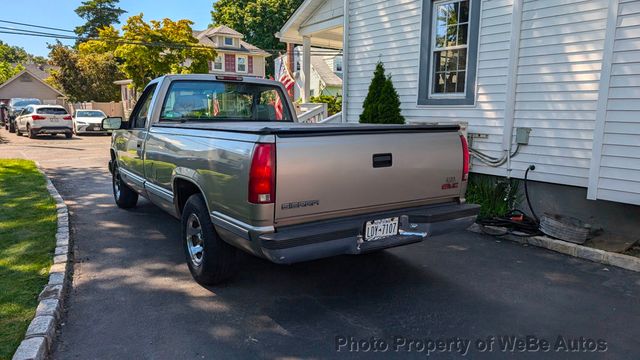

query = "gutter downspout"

[
  {"left": 502, "top": 0, "right": 524, "bottom": 178},
  {"left": 341, "top": 0, "right": 349, "bottom": 123}
]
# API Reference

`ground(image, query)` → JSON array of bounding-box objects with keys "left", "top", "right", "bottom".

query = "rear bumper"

[
  {"left": 76, "top": 124, "right": 107, "bottom": 133},
  {"left": 31, "top": 126, "right": 72, "bottom": 134},
  {"left": 212, "top": 202, "right": 479, "bottom": 264}
]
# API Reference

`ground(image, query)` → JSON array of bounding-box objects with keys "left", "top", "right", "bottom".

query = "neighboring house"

[
  {"left": 194, "top": 25, "right": 270, "bottom": 77},
  {"left": 274, "top": 46, "right": 343, "bottom": 101},
  {"left": 114, "top": 79, "right": 138, "bottom": 119},
  {"left": 279, "top": 0, "right": 640, "bottom": 233},
  {"left": 0, "top": 64, "right": 65, "bottom": 105},
  {"left": 115, "top": 26, "right": 270, "bottom": 117}
]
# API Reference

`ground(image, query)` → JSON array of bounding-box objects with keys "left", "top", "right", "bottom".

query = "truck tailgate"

[{"left": 274, "top": 128, "right": 464, "bottom": 224}]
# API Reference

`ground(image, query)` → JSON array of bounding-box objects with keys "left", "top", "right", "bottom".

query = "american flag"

[
  {"left": 275, "top": 61, "right": 295, "bottom": 120},
  {"left": 213, "top": 94, "right": 220, "bottom": 116}
]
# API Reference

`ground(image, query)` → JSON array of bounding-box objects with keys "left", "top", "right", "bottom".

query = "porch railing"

[
  {"left": 296, "top": 103, "right": 328, "bottom": 123},
  {"left": 319, "top": 112, "right": 342, "bottom": 123}
]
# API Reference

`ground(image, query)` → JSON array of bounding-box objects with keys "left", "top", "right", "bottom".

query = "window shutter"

[
  {"left": 248, "top": 56, "right": 254, "bottom": 74},
  {"left": 225, "top": 54, "right": 235, "bottom": 72}
]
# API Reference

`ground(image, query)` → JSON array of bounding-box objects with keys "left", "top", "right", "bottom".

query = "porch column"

[{"left": 302, "top": 36, "right": 311, "bottom": 102}]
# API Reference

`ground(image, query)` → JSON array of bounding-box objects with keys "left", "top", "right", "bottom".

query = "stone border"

[
  {"left": 469, "top": 224, "right": 640, "bottom": 273},
  {"left": 12, "top": 166, "right": 71, "bottom": 360}
]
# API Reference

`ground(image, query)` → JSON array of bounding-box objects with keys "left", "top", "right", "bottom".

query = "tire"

[
  {"left": 28, "top": 125, "right": 38, "bottom": 139},
  {"left": 65, "top": 132, "right": 73, "bottom": 139},
  {"left": 182, "top": 194, "right": 238, "bottom": 285},
  {"left": 112, "top": 164, "right": 138, "bottom": 209},
  {"left": 8, "top": 121, "right": 15, "bottom": 133}
]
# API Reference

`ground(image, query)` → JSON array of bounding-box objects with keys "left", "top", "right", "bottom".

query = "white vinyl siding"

[
  {"left": 593, "top": 0, "right": 640, "bottom": 205},
  {"left": 510, "top": 0, "right": 609, "bottom": 187}
]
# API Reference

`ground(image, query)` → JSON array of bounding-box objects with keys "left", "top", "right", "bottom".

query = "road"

[{"left": 2, "top": 128, "right": 640, "bottom": 359}]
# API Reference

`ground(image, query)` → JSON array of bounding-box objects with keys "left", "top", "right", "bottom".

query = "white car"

[
  {"left": 73, "top": 110, "right": 107, "bottom": 134},
  {"left": 15, "top": 105, "right": 73, "bottom": 139}
]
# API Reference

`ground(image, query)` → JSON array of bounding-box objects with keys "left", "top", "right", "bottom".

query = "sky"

[{"left": 0, "top": 0, "right": 215, "bottom": 57}]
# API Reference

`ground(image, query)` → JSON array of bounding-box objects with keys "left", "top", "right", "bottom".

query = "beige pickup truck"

[{"left": 104, "top": 74, "right": 479, "bottom": 285}]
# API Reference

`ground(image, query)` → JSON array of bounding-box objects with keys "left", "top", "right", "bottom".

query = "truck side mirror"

[{"left": 102, "top": 117, "right": 123, "bottom": 130}]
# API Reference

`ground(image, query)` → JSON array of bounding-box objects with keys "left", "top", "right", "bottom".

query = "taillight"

[
  {"left": 248, "top": 143, "right": 275, "bottom": 204},
  {"left": 460, "top": 134, "right": 469, "bottom": 181},
  {"left": 63, "top": 115, "right": 72, "bottom": 120},
  {"left": 32, "top": 115, "right": 46, "bottom": 121}
]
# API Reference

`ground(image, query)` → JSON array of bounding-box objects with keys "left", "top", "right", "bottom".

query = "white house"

[
  {"left": 274, "top": 46, "right": 343, "bottom": 102},
  {"left": 278, "top": 0, "right": 640, "bottom": 224}
]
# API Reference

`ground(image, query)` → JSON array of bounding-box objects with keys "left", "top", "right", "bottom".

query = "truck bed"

[{"left": 153, "top": 121, "right": 460, "bottom": 136}]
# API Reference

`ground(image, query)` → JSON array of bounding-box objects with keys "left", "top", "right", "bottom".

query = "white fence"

[{"left": 296, "top": 103, "right": 328, "bottom": 123}]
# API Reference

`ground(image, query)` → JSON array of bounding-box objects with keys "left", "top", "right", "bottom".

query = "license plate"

[
  {"left": 364, "top": 217, "right": 399, "bottom": 241},
  {"left": 51, "top": 118, "right": 59, "bottom": 122}
]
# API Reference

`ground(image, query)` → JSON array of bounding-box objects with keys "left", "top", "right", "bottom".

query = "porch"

[{"left": 276, "top": 0, "right": 345, "bottom": 123}]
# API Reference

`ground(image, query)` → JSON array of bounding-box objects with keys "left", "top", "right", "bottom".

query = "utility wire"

[
  {"left": 0, "top": 20, "right": 343, "bottom": 55},
  {"left": 0, "top": 27, "right": 78, "bottom": 39},
  {"left": 0, "top": 19, "right": 76, "bottom": 33}
]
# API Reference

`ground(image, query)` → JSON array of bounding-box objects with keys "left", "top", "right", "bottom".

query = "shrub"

[
  {"left": 465, "top": 174, "right": 521, "bottom": 219},
  {"left": 359, "top": 61, "right": 405, "bottom": 124},
  {"left": 309, "top": 94, "right": 342, "bottom": 116}
]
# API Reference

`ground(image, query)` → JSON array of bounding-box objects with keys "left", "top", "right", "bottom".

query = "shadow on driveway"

[{"left": 45, "top": 166, "right": 640, "bottom": 359}]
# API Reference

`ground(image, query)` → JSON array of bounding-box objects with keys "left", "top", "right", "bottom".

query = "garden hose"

[{"left": 476, "top": 164, "right": 541, "bottom": 237}]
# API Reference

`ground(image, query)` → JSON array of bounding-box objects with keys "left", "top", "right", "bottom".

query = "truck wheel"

[
  {"left": 112, "top": 164, "right": 138, "bottom": 208},
  {"left": 65, "top": 132, "right": 73, "bottom": 139},
  {"left": 8, "top": 121, "right": 15, "bottom": 133},
  {"left": 182, "top": 194, "right": 238, "bottom": 285}
]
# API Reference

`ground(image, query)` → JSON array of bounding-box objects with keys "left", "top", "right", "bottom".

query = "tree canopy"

[
  {"left": 211, "top": 0, "right": 304, "bottom": 75},
  {"left": 0, "top": 41, "right": 42, "bottom": 84},
  {"left": 47, "top": 42, "right": 122, "bottom": 103},
  {"left": 75, "top": 0, "right": 127, "bottom": 39},
  {"left": 81, "top": 14, "right": 216, "bottom": 89}
]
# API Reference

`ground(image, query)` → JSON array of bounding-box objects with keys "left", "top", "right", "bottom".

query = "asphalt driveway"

[{"left": 2, "top": 128, "right": 640, "bottom": 359}]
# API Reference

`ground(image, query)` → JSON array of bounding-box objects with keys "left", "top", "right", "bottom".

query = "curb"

[
  {"left": 12, "top": 165, "right": 71, "bottom": 360},
  {"left": 469, "top": 224, "right": 640, "bottom": 273}
]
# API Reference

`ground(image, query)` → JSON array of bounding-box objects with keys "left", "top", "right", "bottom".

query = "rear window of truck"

[
  {"left": 159, "top": 80, "right": 292, "bottom": 122},
  {"left": 37, "top": 108, "right": 68, "bottom": 115}
]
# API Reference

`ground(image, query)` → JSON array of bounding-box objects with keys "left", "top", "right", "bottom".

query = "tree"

[
  {"left": 75, "top": 0, "right": 126, "bottom": 39},
  {"left": 47, "top": 42, "right": 122, "bottom": 102},
  {"left": 0, "top": 62, "right": 24, "bottom": 84},
  {"left": 359, "top": 61, "right": 405, "bottom": 124},
  {"left": 83, "top": 15, "right": 216, "bottom": 89},
  {"left": 0, "top": 41, "right": 39, "bottom": 84},
  {"left": 211, "top": 0, "right": 304, "bottom": 76},
  {"left": 0, "top": 41, "right": 29, "bottom": 63}
]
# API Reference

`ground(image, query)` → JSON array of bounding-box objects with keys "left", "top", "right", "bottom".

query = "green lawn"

[{"left": 0, "top": 159, "right": 57, "bottom": 360}]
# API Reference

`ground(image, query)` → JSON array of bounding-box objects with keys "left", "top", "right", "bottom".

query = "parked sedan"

[
  {"left": 15, "top": 105, "right": 73, "bottom": 139},
  {"left": 73, "top": 110, "right": 108, "bottom": 135}
]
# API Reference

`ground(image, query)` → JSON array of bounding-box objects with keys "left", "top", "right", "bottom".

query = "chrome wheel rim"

[
  {"left": 113, "top": 170, "right": 121, "bottom": 200},
  {"left": 186, "top": 213, "right": 205, "bottom": 267}
]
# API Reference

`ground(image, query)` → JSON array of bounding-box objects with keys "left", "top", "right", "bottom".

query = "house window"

[
  {"left": 236, "top": 55, "right": 248, "bottom": 73},
  {"left": 418, "top": 0, "right": 480, "bottom": 105},
  {"left": 213, "top": 55, "right": 223, "bottom": 71},
  {"left": 334, "top": 56, "right": 343, "bottom": 72},
  {"left": 224, "top": 37, "right": 233, "bottom": 46}
]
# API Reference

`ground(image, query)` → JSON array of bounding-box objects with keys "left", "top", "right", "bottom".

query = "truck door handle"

[
  {"left": 136, "top": 141, "right": 142, "bottom": 148},
  {"left": 373, "top": 153, "right": 392, "bottom": 168}
]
